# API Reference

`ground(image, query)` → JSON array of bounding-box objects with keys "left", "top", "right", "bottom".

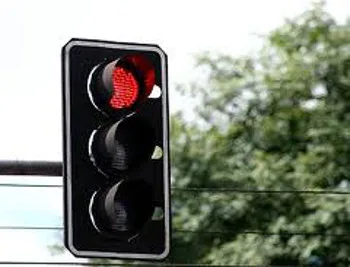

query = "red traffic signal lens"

[
  {"left": 88, "top": 54, "right": 156, "bottom": 114},
  {"left": 110, "top": 66, "right": 139, "bottom": 109}
]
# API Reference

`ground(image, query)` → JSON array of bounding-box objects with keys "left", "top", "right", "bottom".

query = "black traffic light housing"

[{"left": 62, "top": 39, "right": 170, "bottom": 259}]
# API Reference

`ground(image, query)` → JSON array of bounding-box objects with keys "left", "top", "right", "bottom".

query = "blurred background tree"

[{"left": 170, "top": 1, "right": 350, "bottom": 266}]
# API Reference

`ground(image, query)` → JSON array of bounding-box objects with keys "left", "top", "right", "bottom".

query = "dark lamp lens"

[
  {"left": 89, "top": 115, "right": 156, "bottom": 176},
  {"left": 89, "top": 179, "right": 154, "bottom": 239}
]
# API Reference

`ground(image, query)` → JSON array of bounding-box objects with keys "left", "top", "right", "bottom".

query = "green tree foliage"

[{"left": 170, "top": 2, "right": 350, "bottom": 265}]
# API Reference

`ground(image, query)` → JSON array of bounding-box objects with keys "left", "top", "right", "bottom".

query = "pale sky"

[{"left": 0, "top": 0, "right": 349, "bottom": 264}]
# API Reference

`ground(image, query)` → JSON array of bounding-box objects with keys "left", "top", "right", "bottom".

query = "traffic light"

[{"left": 62, "top": 39, "right": 170, "bottom": 260}]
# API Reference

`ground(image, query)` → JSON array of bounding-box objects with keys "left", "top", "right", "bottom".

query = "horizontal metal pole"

[{"left": 0, "top": 161, "right": 62, "bottom": 176}]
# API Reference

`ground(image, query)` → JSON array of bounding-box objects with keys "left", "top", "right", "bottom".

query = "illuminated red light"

[
  {"left": 108, "top": 55, "right": 155, "bottom": 110},
  {"left": 110, "top": 67, "right": 139, "bottom": 109},
  {"left": 89, "top": 54, "right": 156, "bottom": 113}
]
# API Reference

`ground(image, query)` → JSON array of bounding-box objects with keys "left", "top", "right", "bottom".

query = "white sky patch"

[
  {"left": 0, "top": 0, "right": 348, "bottom": 264},
  {"left": 0, "top": 230, "right": 86, "bottom": 264},
  {"left": 301, "top": 99, "right": 319, "bottom": 110},
  {"left": 312, "top": 83, "right": 327, "bottom": 97},
  {"left": 0, "top": 184, "right": 61, "bottom": 226}
]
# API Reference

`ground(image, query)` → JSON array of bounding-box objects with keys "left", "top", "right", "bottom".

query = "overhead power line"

[
  {"left": 0, "top": 182, "right": 349, "bottom": 195},
  {"left": 1, "top": 226, "right": 350, "bottom": 238}
]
